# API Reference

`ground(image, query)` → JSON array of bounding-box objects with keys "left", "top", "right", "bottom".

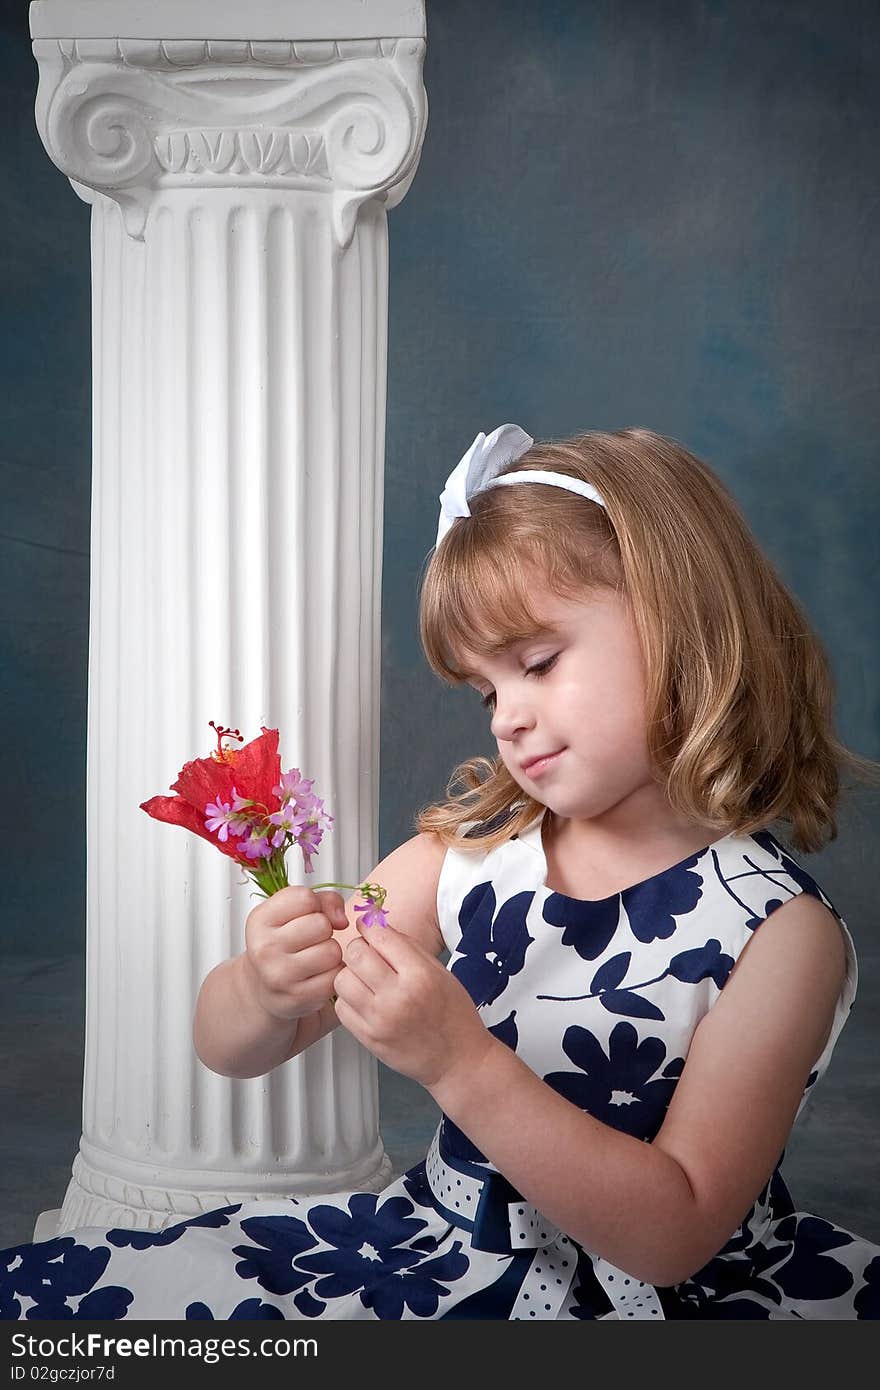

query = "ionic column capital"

[{"left": 31, "top": 8, "right": 426, "bottom": 246}]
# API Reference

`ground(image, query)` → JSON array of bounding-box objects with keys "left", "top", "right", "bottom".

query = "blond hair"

[{"left": 415, "top": 428, "right": 880, "bottom": 855}]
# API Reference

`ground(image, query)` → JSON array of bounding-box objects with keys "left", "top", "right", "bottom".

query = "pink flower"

[
  {"left": 292, "top": 803, "right": 334, "bottom": 873},
  {"left": 267, "top": 798, "right": 312, "bottom": 842},
  {"left": 274, "top": 768, "right": 316, "bottom": 805},
  {"left": 354, "top": 899, "right": 391, "bottom": 929},
  {"left": 205, "top": 785, "right": 253, "bottom": 842}
]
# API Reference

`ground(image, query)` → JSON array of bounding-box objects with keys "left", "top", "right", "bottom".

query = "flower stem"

[{"left": 312, "top": 880, "right": 387, "bottom": 908}]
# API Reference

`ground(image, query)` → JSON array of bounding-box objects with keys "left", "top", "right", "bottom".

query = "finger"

[
  {"left": 314, "top": 889, "right": 350, "bottom": 931},
  {"left": 250, "top": 939, "right": 341, "bottom": 998},
  {"left": 331, "top": 993, "right": 370, "bottom": 1049},
  {"left": 269, "top": 911, "right": 339, "bottom": 953},
  {"left": 310, "top": 965, "right": 343, "bottom": 998},
  {"left": 354, "top": 921, "right": 419, "bottom": 965},
  {"left": 344, "top": 934, "right": 397, "bottom": 989},
  {"left": 282, "top": 938, "right": 343, "bottom": 980},
  {"left": 333, "top": 962, "right": 376, "bottom": 1012},
  {"left": 288, "top": 965, "right": 341, "bottom": 1011},
  {"left": 253, "top": 884, "right": 329, "bottom": 928},
  {"left": 259, "top": 963, "right": 340, "bottom": 1019}
]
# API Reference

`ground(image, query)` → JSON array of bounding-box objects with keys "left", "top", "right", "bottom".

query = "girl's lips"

[{"left": 522, "top": 749, "right": 565, "bottom": 776}]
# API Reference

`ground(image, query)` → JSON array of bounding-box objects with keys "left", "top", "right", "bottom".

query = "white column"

[{"left": 28, "top": 0, "right": 427, "bottom": 1235}]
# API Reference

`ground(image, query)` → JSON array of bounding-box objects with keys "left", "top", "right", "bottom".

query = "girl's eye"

[
  {"left": 478, "top": 654, "right": 559, "bottom": 711},
  {"left": 527, "top": 654, "right": 559, "bottom": 679}
]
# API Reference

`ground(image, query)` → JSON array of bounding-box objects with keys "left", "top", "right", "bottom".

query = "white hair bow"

[
  {"left": 435, "top": 424, "right": 534, "bottom": 548},
  {"left": 435, "top": 424, "right": 608, "bottom": 549}
]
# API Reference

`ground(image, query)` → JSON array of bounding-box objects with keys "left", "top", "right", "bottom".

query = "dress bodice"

[{"left": 436, "top": 811, "right": 857, "bottom": 1175}]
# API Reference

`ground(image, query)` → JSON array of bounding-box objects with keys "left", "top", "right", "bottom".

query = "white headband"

[{"left": 435, "top": 423, "right": 607, "bottom": 548}]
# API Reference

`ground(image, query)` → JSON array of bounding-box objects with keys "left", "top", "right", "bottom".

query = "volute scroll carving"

[{"left": 32, "top": 37, "right": 427, "bottom": 245}]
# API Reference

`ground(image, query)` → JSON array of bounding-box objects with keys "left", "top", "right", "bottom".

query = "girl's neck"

[{"left": 540, "top": 807, "right": 721, "bottom": 900}]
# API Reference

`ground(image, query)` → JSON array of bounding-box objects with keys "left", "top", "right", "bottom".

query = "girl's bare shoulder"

[{"left": 336, "top": 831, "right": 448, "bottom": 959}]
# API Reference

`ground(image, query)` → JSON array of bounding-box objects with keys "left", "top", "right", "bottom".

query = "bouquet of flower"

[{"left": 140, "top": 720, "right": 389, "bottom": 927}]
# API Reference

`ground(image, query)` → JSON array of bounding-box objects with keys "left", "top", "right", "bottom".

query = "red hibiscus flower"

[
  {"left": 140, "top": 721, "right": 388, "bottom": 927},
  {"left": 140, "top": 723, "right": 287, "bottom": 868}
]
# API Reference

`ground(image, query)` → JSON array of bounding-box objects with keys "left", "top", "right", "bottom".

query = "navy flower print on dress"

[
  {"left": 186, "top": 1296, "right": 285, "bottom": 1319},
  {"left": 450, "top": 882, "right": 535, "bottom": 1006},
  {"left": 230, "top": 1213, "right": 320, "bottom": 1296},
  {"left": 770, "top": 1216, "right": 856, "bottom": 1301},
  {"left": 107, "top": 1207, "right": 242, "bottom": 1250},
  {"left": 623, "top": 858, "right": 707, "bottom": 944},
  {"left": 1, "top": 1238, "right": 133, "bottom": 1320},
  {"left": 544, "top": 1020, "right": 684, "bottom": 1140},
  {"left": 542, "top": 891, "right": 620, "bottom": 961}
]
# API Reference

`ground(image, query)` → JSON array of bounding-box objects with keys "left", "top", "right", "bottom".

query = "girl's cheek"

[{"left": 559, "top": 679, "right": 594, "bottom": 715}]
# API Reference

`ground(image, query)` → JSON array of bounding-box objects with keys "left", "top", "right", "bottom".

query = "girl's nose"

[{"left": 490, "top": 692, "right": 536, "bottom": 743}]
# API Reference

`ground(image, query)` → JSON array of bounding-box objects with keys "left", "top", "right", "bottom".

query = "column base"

[
  {"left": 33, "top": 1209, "right": 62, "bottom": 1242},
  {"left": 55, "top": 1146, "right": 395, "bottom": 1233}
]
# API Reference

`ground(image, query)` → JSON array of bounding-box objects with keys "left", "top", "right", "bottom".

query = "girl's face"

[{"left": 460, "top": 580, "right": 661, "bottom": 830}]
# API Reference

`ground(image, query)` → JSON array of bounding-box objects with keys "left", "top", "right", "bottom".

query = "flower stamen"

[{"left": 209, "top": 720, "right": 244, "bottom": 766}]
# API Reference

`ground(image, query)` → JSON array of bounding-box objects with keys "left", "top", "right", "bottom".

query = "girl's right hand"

[{"left": 241, "top": 886, "right": 350, "bottom": 1023}]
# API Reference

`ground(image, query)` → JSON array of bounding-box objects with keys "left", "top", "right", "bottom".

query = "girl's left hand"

[{"left": 331, "top": 922, "right": 494, "bottom": 1092}]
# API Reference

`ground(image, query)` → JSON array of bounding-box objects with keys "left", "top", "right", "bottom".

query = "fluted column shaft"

[{"left": 29, "top": 3, "right": 426, "bottom": 1232}]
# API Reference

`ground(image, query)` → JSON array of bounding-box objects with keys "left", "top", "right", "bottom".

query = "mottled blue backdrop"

[{"left": 1, "top": 0, "right": 877, "bottom": 940}]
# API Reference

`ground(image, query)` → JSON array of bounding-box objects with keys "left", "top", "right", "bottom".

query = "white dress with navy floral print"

[{"left": 2, "top": 812, "right": 878, "bottom": 1320}]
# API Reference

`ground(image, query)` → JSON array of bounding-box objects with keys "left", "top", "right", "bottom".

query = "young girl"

[{"left": 3, "top": 424, "right": 879, "bottom": 1320}]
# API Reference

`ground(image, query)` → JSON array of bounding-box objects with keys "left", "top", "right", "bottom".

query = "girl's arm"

[
  {"left": 427, "top": 890, "right": 847, "bottom": 1288},
  {"left": 193, "top": 830, "right": 447, "bottom": 1078}
]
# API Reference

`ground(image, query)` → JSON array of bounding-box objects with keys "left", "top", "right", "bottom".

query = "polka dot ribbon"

[{"left": 425, "top": 1125, "right": 665, "bottom": 1320}]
